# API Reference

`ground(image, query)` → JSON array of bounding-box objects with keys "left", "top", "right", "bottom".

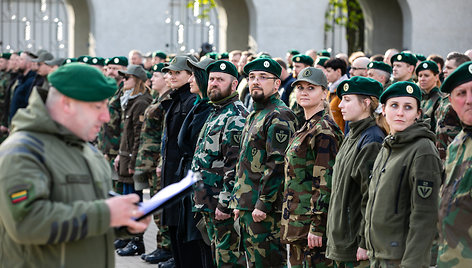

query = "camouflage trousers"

[
  {"left": 149, "top": 172, "right": 171, "bottom": 250},
  {"left": 238, "top": 210, "right": 287, "bottom": 268},
  {"left": 201, "top": 212, "right": 245, "bottom": 268},
  {"left": 333, "top": 260, "right": 370, "bottom": 268},
  {"left": 288, "top": 242, "right": 333, "bottom": 268},
  {"left": 369, "top": 258, "right": 400, "bottom": 268}
]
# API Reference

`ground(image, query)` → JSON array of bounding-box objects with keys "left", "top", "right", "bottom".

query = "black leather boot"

[
  {"left": 158, "top": 257, "right": 175, "bottom": 268},
  {"left": 114, "top": 238, "right": 131, "bottom": 249},
  {"left": 144, "top": 248, "right": 173, "bottom": 264},
  {"left": 116, "top": 236, "right": 145, "bottom": 256}
]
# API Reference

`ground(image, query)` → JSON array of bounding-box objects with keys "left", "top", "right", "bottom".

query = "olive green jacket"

[
  {"left": 365, "top": 120, "right": 442, "bottom": 267},
  {"left": 326, "top": 116, "right": 384, "bottom": 261},
  {"left": 0, "top": 89, "right": 116, "bottom": 268}
]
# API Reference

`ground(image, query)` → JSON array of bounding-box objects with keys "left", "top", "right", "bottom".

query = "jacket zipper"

[
  {"left": 368, "top": 146, "right": 391, "bottom": 257},
  {"left": 394, "top": 166, "right": 406, "bottom": 214},
  {"left": 60, "top": 243, "right": 65, "bottom": 268}
]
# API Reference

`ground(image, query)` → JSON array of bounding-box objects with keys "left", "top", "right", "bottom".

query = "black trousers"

[{"left": 169, "top": 226, "right": 214, "bottom": 268}]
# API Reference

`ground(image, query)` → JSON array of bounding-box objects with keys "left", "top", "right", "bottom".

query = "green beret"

[
  {"left": 218, "top": 52, "right": 229, "bottom": 60},
  {"left": 337, "top": 76, "right": 383, "bottom": 99},
  {"left": 288, "top": 50, "right": 300, "bottom": 55},
  {"left": 440, "top": 61, "right": 472, "bottom": 94},
  {"left": 292, "top": 54, "right": 314, "bottom": 66},
  {"left": 188, "top": 58, "right": 215, "bottom": 71},
  {"left": 152, "top": 51, "right": 167, "bottom": 60},
  {"left": 206, "top": 60, "right": 238, "bottom": 78},
  {"left": 118, "top": 65, "right": 148, "bottom": 82},
  {"left": 162, "top": 56, "right": 192, "bottom": 73},
  {"left": 415, "top": 60, "right": 439, "bottom": 75},
  {"left": 77, "top": 55, "right": 92, "bottom": 64},
  {"left": 380, "top": 81, "right": 422, "bottom": 104},
  {"left": 317, "top": 50, "right": 331, "bottom": 57},
  {"left": 107, "top": 56, "right": 128, "bottom": 66},
  {"left": 243, "top": 58, "right": 282, "bottom": 78},
  {"left": 48, "top": 63, "right": 117, "bottom": 102},
  {"left": 292, "top": 67, "right": 328, "bottom": 89},
  {"left": 391, "top": 52, "right": 418, "bottom": 66},
  {"left": 368, "top": 61, "right": 392, "bottom": 74},
  {"left": 90, "top": 57, "right": 105, "bottom": 66},
  {"left": 415, "top": 53, "right": 426, "bottom": 62},
  {"left": 315, "top": 56, "right": 330, "bottom": 67},
  {"left": 205, "top": 52, "right": 219, "bottom": 60},
  {"left": 64, "top": 58, "right": 77, "bottom": 64},
  {"left": 0, "top": 53, "right": 12, "bottom": 60},
  {"left": 152, "top": 63, "right": 166, "bottom": 73},
  {"left": 146, "top": 71, "right": 152, "bottom": 79}
]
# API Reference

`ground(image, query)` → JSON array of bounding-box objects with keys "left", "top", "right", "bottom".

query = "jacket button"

[{"left": 381, "top": 168, "right": 385, "bottom": 172}]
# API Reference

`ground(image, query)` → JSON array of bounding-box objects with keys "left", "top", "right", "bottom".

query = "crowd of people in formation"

[{"left": 0, "top": 46, "right": 471, "bottom": 268}]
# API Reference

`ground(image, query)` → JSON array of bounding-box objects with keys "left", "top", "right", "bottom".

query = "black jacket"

[{"left": 161, "top": 83, "right": 196, "bottom": 226}]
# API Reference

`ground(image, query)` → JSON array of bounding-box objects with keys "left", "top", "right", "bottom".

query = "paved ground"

[{"left": 115, "top": 189, "right": 162, "bottom": 268}]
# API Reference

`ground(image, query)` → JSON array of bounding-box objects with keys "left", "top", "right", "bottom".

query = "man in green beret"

[
  {"left": 367, "top": 61, "right": 392, "bottom": 89},
  {"left": 438, "top": 61, "right": 472, "bottom": 267},
  {"left": 0, "top": 63, "right": 150, "bottom": 267},
  {"left": 190, "top": 60, "right": 248, "bottom": 267},
  {"left": 229, "top": 58, "right": 298, "bottom": 267},
  {"left": 286, "top": 49, "right": 300, "bottom": 72},
  {"left": 318, "top": 49, "right": 331, "bottom": 57},
  {"left": 391, "top": 52, "right": 417, "bottom": 83},
  {"left": 152, "top": 51, "right": 167, "bottom": 65},
  {"left": 292, "top": 54, "right": 314, "bottom": 78}
]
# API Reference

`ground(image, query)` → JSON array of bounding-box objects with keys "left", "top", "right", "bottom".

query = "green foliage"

[{"left": 187, "top": 0, "right": 217, "bottom": 19}]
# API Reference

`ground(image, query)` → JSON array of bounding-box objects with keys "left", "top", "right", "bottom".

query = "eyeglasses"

[
  {"left": 247, "top": 75, "right": 278, "bottom": 82},
  {"left": 351, "top": 67, "right": 367, "bottom": 71},
  {"left": 123, "top": 76, "right": 130, "bottom": 80}
]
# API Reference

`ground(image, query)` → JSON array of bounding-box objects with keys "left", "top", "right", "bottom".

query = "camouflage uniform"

[
  {"left": 192, "top": 92, "right": 248, "bottom": 268},
  {"left": 420, "top": 87, "right": 443, "bottom": 132},
  {"left": 229, "top": 93, "right": 298, "bottom": 267},
  {"left": 134, "top": 90, "right": 172, "bottom": 251},
  {"left": 0, "top": 71, "right": 11, "bottom": 143},
  {"left": 435, "top": 96, "right": 462, "bottom": 161},
  {"left": 437, "top": 125, "right": 472, "bottom": 267},
  {"left": 97, "top": 84, "right": 123, "bottom": 192},
  {"left": 281, "top": 108, "right": 343, "bottom": 268}
]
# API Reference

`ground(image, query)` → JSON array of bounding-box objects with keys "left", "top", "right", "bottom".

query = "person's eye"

[
  {"left": 391, "top": 103, "right": 398, "bottom": 108},
  {"left": 307, "top": 86, "right": 315, "bottom": 91},
  {"left": 405, "top": 105, "right": 412, "bottom": 110}
]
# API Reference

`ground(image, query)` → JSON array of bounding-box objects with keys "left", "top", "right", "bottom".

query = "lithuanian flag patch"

[{"left": 11, "top": 190, "right": 28, "bottom": 204}]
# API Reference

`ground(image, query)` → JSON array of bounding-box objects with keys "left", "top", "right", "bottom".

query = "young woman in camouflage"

[
  {"left": 281, "top": 67, "right": 343, "bottom": 267},
  {"left": 326, "top": 77, "right": 386, "bottom": 268},
  {"left": 365, "top": 82, "right": 442, "bottom": 268}
]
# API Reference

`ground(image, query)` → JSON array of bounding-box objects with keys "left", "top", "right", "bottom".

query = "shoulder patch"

[
  {"left": 272, "top": 127, "right": 291, "bottom": 150},
  {"left": 417, "top": 180, "right": 433, "bottom": 199},
  {"left": 232, "top": 132, "right": 241, "bottom": 145},
  {"left": 10, "top": 189, "right": 28, "bottom": 204}
]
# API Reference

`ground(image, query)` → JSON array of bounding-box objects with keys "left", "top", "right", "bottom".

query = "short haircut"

[
  {"left": 128, "top": 49, "right": 142, "bottom": 59},
  {"left": 274, "top": 58, "right": 287, "bottom": 70},
  {"left": 427, "top": 54, "right": 445, "bottom": 70},
  {"left": 229, "top": 50, "right": 242, "bottom": 58},
  {"left": 325, "top": 58, "right": 347, "bottom": 75},
  {"left": 446, "top": 52, "right": 471, "bottom": 67},
  {"left": 370, "top": 54, "right": 384, "bottom": 62}
]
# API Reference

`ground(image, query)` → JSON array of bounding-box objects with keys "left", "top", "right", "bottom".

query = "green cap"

[
  {"left": 292, "top": 54, "right": 314, "bottom": 66},
  {"left": 205, "top": 52, "right": 219, "bottom": 60},
  {"left": 45, "top": 57, "right": 66, "bottom": 66},
  {"left": 337, "top": 76, "right": 383, "bottom": 99},
  {"left": 415, "top": 53, "right": 426, "bottom": 62},
  {"left": 291, "top": 67, "right": 328, "bottom": 89},
  {"left": 380, "top": 81, "right": 422, "bottom": 104},
  {"left": 48, "top": 63, "right": 117, "bottom": 102},
  {"left": 288, "top": 50, "right": 300, "bottom": 55},
  {"left": 162, "top": 56, "right": 192, "bottom": 73},
  {"left": 152, "top": 51, "right": 167, "bottom": 60},
  {"left": 317, "top": 50, "right": 331, "bottom": 57},
  {"left": 415, "top": 60, "right": 439, "bottom": 75},
  {"left": 0, "top": 53, "right": 12, "bottom": 60},
  {"left": 243, "top": 58, "right": 282, "bottom": 78},
  {"left": 77, "top": 55, "right": 92, "bottom": 64},
  {"left": 440, "top": 61, "right": 472, "bottom": 94},
  {"left": 391, "top": 52, "right": 418, "bottom": 66},
  {"left": 188, "top": 58, "right": 215, "bottom": 71},
  {"left": 368, "top": 61, "right": 392, "bottom": 74},
  {"left": 90, "top": 57, "right": 105, "bottom": 66},
  {"left": 118, "top": 64, "right": 148, "bottom": 82},
  {"left": 206, "top": 60, "right": 238, "bottom": 78},
  {"left": 152, "top": 63, "right": 166, "bottom": 73},
  {"left": 64, "top": 58, "right": 77, "bottom": 64},
  {"left": 218, "top": 52, "right": 229, "bottom": 60},
  {"left": 32, "top": 52, "right": 54, "bottom": 63},
  {"left": 315, "top": 56, "right": 330, "bottom": 67},
  {"left": 107, "top": 56, "right": 128, "bottom": 66}
]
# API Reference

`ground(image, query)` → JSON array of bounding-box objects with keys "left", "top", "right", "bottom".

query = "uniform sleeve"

[
  {"left": 401, "top": 153, "right": 442, "bottom": 267},
  {"left": 0, "top": 148, "right": 111, "bottom": 245},
  {"left": 351, "top": 142, "right": 382, "bottom": 249},
  {"left": 309, "top": 132, "right": 340, "bottom": 237},
  {"left": 255, "top": 112, "right": 297, "bottom": 213},
  {"left": 130, "top": 101, "right": 149, "bottom": 170},
  {"left": 216, "top": 115, "right": 246, "bottom": 214}
]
